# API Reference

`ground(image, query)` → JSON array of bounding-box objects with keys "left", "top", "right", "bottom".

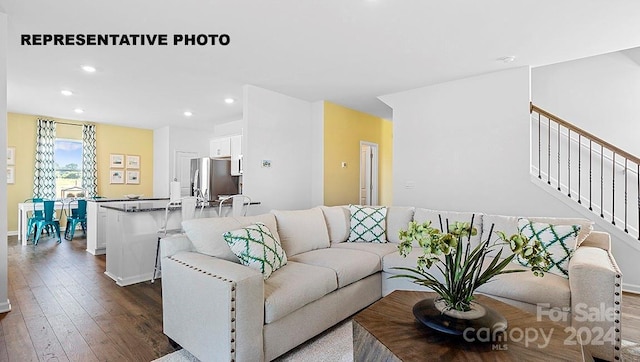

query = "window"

[{"left": 54, "top": 139, "right": 83, "bottom": 198}]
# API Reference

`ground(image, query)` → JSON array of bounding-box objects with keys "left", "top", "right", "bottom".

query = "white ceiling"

[{"left": 3, "top": 0, "right": 640, "bottom": 131}]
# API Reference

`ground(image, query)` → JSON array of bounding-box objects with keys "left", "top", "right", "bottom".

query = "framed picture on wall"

[
  {"left": 110, "top": 169, "right": 124, "bottom": 184},
  {"left": 7, "top": 166, "right": 15, "bottom": 184},
  {"left": 110, "top": 154, "right": 124, "bottom": 168},
  {"left": 126, "top": 155, "right": 140, "bottom": 169},
  {"left": 7, "top": 147, "right": 15, "bottom": 165},
  {"left": 126, "top": 170, "right": 140, "bottom": 184}
]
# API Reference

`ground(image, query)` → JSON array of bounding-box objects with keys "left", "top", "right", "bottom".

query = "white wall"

[
  {"left": 0, "top": 12, "right": 10, "bottom": 313},
  {"left": 310, "top": 101, "right": 324, "bottom": 207},
  {"left": 242, "top": 85, "right": 315, "bottom": 214},
  {"left": 214, "top": 120, "right": 243, "bottom": 137},
  {"left": 380, "top": 66, "right": 586, "bottom": 217},
  {"left": 153, "top": 126, "right": 170, "bottom": 197},
  {"left": 532, "top": 51, "right": 640, "bottom": 156},
  {"left": 153, "top": 126, "right": 213, "bottom": 197}
]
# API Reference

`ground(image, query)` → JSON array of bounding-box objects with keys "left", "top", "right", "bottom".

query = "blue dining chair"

[
  {"left": 25, "top": 198, "right": 45, "bottom": 241},
  {"left": 34, "top": 200, "right": 61, "bottom": 245},
  {"left": 64, "top": 199, "right": 87, "bottom": 240}
]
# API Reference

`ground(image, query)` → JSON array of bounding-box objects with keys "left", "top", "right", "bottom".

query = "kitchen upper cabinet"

[
  {"left": 211, "top": 135, "right": 243, "bottom": 176},
  {"left": 210, "top": 137, "right": 231, "bottom": 157}
]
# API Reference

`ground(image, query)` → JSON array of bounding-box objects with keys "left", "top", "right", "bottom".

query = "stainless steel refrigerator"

[{"left": 190, "top": 158, "right": 240, "bottom": 202}]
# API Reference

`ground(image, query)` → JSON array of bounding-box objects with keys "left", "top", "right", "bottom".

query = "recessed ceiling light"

[
  {"left": 74, "top": 108, "right": 84, "bottom": 114},
  {"left": 184, "top": 111, "right": 193, "bottom": 117},
  {"left": 224, "top": 98, "right": 235, "bottom": 104},
  {"left": 82, "top": 65, "right": 96, "bottom": 73},
  {"left": 498, "top": 56, "right": 516, "bottom": 63},
  {"left": 61, "top": 90, "right": 73, "bottom": 96}
]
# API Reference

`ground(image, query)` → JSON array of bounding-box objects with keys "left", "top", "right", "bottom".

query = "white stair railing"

[{"left": 530, "top": 103, "right": 640, "bottom": 240}]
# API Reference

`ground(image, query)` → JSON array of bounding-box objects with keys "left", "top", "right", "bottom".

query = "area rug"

[{"left": 152, "top": 319, "right": 353, "bottom": 362}]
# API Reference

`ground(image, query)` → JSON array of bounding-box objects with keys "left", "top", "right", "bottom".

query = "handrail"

[
  {"left": 530, "top": 103, "right": 640, "bottom": 240},
  {"left": 530, "top": 103, "right": 640, "bottom": 165}
]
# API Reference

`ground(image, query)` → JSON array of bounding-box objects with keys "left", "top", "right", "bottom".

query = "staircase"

[{"left": 529, "top": 104, "right": 640, "bottom": 243}]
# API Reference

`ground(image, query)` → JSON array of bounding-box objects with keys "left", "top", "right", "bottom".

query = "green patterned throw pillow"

[
  {"left": 348, "top": 205, "right": 388, "bottom": 243},
  {"left": 516, "top": 218, "right": 581, "bottom": 278},
  {"left": 223, "top": 222, "right": 287, "bottom": 279}
]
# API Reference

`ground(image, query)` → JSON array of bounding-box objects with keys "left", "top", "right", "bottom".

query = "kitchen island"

[
  {"left": 86, "top": 197, "right": 170, "bottom": 255},
  {"left": 101, "top": 200, "right": 220, "bottom": 286}
]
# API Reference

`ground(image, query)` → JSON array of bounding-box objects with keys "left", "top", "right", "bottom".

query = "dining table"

[{"left": 17, "top": 198, "right": 84, "bottom": 245}]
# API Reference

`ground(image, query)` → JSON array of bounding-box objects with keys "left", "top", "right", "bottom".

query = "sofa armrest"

[
  {"left": 579, "top": 230, "right": 611, "bottom": 250},
  {"left": 160, "top": 234, "right": 194, "bottom": 259},
  {"left": 569, "top": 244, "right": 622, "bottom": 361},
  {"left": 162, "top": 251, "right": 265, "bottom": 362}
]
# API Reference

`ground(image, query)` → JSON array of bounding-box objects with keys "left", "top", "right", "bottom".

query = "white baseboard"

[
  {"left": 86, "top": 247, "right": 106, "bottom": 256},
  {"left": 104, "top": 271, "right": 158, "bottom": 287},
  {"left": 623, "top": 283, "right": 640, "bottom": 294},
  {"left": 0, "top": 299, "right": 12, "bottom": 313},
  {"left": 7, "top": 230, "right": 17, "bottom": 236}
]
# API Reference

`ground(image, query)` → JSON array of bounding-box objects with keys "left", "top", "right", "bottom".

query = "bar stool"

[{"left": 151, "top": 197, "right": 204, "bottom": 283}]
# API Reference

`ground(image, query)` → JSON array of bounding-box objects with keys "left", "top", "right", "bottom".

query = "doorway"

[
  {"left": 360, "top": 142, "right": 379, "bottom": 206},
  {"left": 174, "top": 151, "right": 198, "bottom": 196}
]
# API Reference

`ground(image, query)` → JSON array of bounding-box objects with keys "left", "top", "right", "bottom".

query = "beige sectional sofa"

[{"left": 160, "top": 206, "right": 622, "bottom": 362}]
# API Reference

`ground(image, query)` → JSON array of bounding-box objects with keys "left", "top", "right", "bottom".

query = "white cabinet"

[
  {"left": 211, "top": 135, "right": 243, "bottom": 176},
  {"left": 210, "top": 137, "right": 231, "bottom": 157}
]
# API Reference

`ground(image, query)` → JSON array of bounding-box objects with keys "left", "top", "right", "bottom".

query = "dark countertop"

[
  {"left": 87, "top": 197, "right": 169, "bottom": 203},
  {"left": 100, "top": 200, "right": 260, "bottom": 213}
]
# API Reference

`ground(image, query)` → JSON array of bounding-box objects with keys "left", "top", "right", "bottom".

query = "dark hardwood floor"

[
  {"left": 0, "top": 235, "right": 177, "bottom": 361},
  {"left": 1, "top": 233, "right": 640, "bottom": 361}
]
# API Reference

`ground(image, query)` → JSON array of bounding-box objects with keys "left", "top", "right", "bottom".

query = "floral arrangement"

[{"left": 393, "top": 216, "right": 551, "bottom": 312}]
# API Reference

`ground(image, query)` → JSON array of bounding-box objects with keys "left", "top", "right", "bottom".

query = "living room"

[{"left": 3, "top": 1, "right": 640, "bottom": 361}]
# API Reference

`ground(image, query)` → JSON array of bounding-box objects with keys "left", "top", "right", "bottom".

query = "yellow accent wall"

[
  {"left": 324, "top": 101, "right": 393, "bottom": 206},
  {"left": 6, "top": 113, "right": 153, "bottom": 233}
]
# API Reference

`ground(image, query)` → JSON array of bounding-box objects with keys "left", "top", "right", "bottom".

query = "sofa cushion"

[
  {"left": 289, "top": 248, "right": 381, "bottom": 288},
  {"left": 348, "top": 205, "right": 387, "bottom": 243},
  {"left": 264, "top": 261, "right": 337, "bottom": 324},
  {"left": 386, "top": 206, "right": 415, "bottom": 244},
  {"left": 331, "top": 242, "right": 399, "bottom": 259},
  {"left": 476, "top": 261, "right": 571, "bottom": 309},
  {"left": 413, "top": 208, "right": 483, "bottom": 247},
  {"left": 182, "top": 214, "right": 280, "bottom": 263},
  {"left": 517, "top": 218, "right": 580, "bottom": 278},
  {"left": 271, "top": 208, "right": 330, "bottom": 257},
  {"left": 223, "top": 222, "right": 287, "bottom": 279},
  {"left": 480, "top": 214, "right": 519, "bottom": 257},
  {"left": 319, "top": 205, "right": 350, "bottom": 243}
]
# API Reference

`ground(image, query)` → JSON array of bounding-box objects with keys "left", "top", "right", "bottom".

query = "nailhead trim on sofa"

[{"left": 168, "top": 256, "right": 238, "bottom": 362}]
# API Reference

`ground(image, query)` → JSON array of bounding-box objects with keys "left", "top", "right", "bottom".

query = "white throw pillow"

[
  {"left": 348, "top": 205, "right": 387, "bottom": 243},
  {"left": 271, "top": 208, "right": 330, "bottom": 256},
  {"left": 182, "top": 213, "right": 280, "bottom": 263},
  {"left": 516, "top": 218, "right": 581, "bottom": 279},
  {"left": 319, "top": 205, "right": 350, "bottom": 243},
  {"left": 223, "top": 222, "right": 287, "bottom": 279}
]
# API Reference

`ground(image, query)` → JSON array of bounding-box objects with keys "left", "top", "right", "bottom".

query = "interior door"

[
  {"left": 175, "top": 151, "right": 198, "bottom": 196},
  {"left": 360, "top": 142, "right": 379, "bottom": 205}
]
